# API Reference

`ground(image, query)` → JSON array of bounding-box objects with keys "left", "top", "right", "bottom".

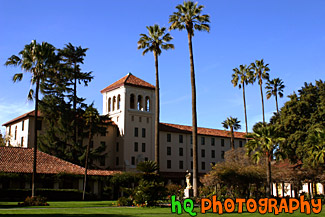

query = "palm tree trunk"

[
  {"left": 275, "top": 92, "right": 279, "bottom": 114},
  {"left": 266, "top": 152, "right": 271, "bottom": 197},
  {"left": 231, "top": 128, "right": 234, "bottom": 150},
  {"left": 32, "top": 78, "right": 40, "bottom": 197},
  {"left": 73, "top": 63, "right": 77, "bottom": 145},
  {"left": 83, "top": 125, "right": 92, "bottom": 201},
  {"left": 187, "top": 32, "right": 198, "bottom": 197},
  {"left": 259, "top": 73, "right": 265, "bottom": 123},
  {"left": 154, "top": 52, "right": 160, "bottom": 172},
  {"left": 242, "top": 83, "right": 248, "bottom": 141}
]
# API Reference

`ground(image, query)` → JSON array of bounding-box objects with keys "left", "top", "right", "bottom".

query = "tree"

[
  {"left": 137, "top": 24, "right": 174, "bottom": 170},
  {"left": 169, "top": 0, "right": 210, "bottom": 197},
  {"left": 305, "top": 128, "right": 325, "bottom": 169},
  {"left": 5, "top": 40, "right": 57, "bottom": 197},
  {"left": 265, "top": 78, "right": 285, "bottom": 114},
  {"left": 246, "top": 122, "right": 284, "bottom": 197},
  {"left": 222, "top": 117, "right": 241, "bottom": 150},
  {"left": 251, "top": 59, "right": 270, "bottom": 123},
  {"left": 82, "top": 104, "right": 109, "bottom": 200},
  {"left": 58, "top": 43, "right": 93, "bottom": 145},
  {"left": 231, "top": 65, "right": 253, "bottom": 137}
]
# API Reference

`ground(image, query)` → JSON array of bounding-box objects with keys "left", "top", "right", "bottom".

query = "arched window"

[
  {"left": 145, "top": 96, "right": 150, "bottom": 111},
  {"left": 108, "top": 98, "right": 111, "bottom": 112},
  {"left": 112, "top": 96, "right": 116, "bottom": 111},
  {"left": 130, "top": 94, "right": 135, "bottom": 109},
  {"left": 117, "top": 95, "right": 121, "bottom": 110},
  {"left": 14, "top": 126, "right": 17, "bottom": 140},
  {"left": 137, "top": 95, "right": 143, "bottom": 111}
]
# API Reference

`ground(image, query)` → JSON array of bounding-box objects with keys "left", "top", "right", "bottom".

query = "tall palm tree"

[
  {"left": 137, "top": 24, "right": 174, "bottom": 170},
  {"left": 231, "top": 65, "right": 253, "bottom": 138},
  {"left": 265, "top": 78, "right": 285, "bottom": 114},
  {"left": 58, "top": 43, "right": 93, "bottom": 144},
  {"left": 251, "top": 59, "right": 270, "bottom": 123},
  {"left": 169, "top": 0, "right": 210, "bottom": 197},
  {"left": 246, "top": 123, "right": 284, "bottom": 197},
  {"left": 222, "top": 117, "right": 241, "bottom": 150},
  {"left": 5, "top": 40, "right": 57, "bottom": 197}
]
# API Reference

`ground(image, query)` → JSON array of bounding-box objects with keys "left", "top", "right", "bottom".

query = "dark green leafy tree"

[
  {"left": 251, "top": 59, "right": 270, "bottom": 123},
  {"left": 5, "top": 40, "right": 57, "bottom": 197},
  {"left": 231, "top": 65, "right": 254, "bottom": 137},
  {"left": 246, "top": 123, "right": 284, "bottom": 197},
  {"left": 169, "top": 0, "right": 210, "bottom": 197},
  {"left": 266, "top": 78, "right": 285, "bottom": 114},
  {"left": 137, "top": 24, "right": 174, "bottom": 170},
  {"left": 222, "top": 117, "right": 241, "bottom": 150}
]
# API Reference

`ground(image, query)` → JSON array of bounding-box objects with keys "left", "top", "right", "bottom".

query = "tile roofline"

[{"left": 2, "top": 110, "right": 39, "bottom": 126}]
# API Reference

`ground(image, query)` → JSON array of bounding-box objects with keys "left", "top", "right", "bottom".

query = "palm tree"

[
  {"left": 246, "top": 122, "right": 284, "bottom": 197},
  {"left": 58, "top": 43, "right": 93, "bottom": 144},
  {"left": 137, "top": 24, "right": 174, "bottom": 170},
  {"left": 231, "top": 65, "right": 253, "bottom": 138},
  {"left": 5, "top": 40, "right": 57, "bottom": 197},
  {"left": 251, "top": 59, "right": 270, "bottom": 123},
  {"left": 265, "top": 78, "right": 285, "bottom": 114},
  {"left": 222, "top": 117, "right": 241, "bottom": 150},
  {"left": 169, "top": 0, "right": 210, "bottom": 197}
]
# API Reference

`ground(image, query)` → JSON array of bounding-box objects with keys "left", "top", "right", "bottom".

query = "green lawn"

[
  {"left": 0, "top": 201, "right": 115, "bottom": 209},
  {"left": 0, "top": 205, "right": 324, "bottom": 217}
]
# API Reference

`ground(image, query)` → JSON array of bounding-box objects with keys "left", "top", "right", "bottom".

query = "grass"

[
  {"left": 0, "top": 203, "right": 323, "bottom": 217},
  {"left": 0, "top": 201, "right": 115, "bottom": 208}
]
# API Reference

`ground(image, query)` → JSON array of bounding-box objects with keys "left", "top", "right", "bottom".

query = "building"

[{"left": 2, "top": 73, "right": 247, "bottom": 181}]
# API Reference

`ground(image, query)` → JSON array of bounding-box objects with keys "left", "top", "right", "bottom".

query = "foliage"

[
  {"left": 265, "top": 78, "right": 285, "bottom": 113},
  {"left": 133, "top": 179, "right": 166, "bottom": 206},
  {"left": 166, "top": 183, "right": 184, "bottom": 200},
  {"left": 222, "top": 116, "right": 241, "bottom": 150},
  {"left": 273, "top": 80, "right": 325, "bottom": 168},
  {"left": 18, "top": 196, "right": 48, "bottom": 206},
  {"left": 136, "top": 160, "right": 158, "bottom": 174},
  {"left": 117, "top": 197, "right": 133, "bottom": 206}
]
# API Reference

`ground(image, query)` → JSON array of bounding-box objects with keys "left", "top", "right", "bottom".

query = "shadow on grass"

[{"left": 0, "top": 215, "right": 169, "bottom": 217}]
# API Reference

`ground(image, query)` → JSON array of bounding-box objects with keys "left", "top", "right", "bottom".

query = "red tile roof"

[
  {"left": 0, "top": 147, "right": 120, "bottom": 176},
  {"left": 100, "top": 73, "right": 155, "bottom": 93},
  {"left": 2, "top": 110, "right": 41, "bottom": 126},
  {"left": 159, "top": 123, "right": 246, "bottom": 139}
]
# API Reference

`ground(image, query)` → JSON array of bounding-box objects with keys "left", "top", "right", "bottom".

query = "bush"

[
  {"left": 18, "top": 196, "right": 49, "bottom": 206},
  {"left": 117, "top": 196, "right": 133, "bottom": 206},
  {"left": 133, "top": 179, "right": 166, "bottom": 206},
  {"left": 166, "top": 184, "right": 184, "bottom": 200}
]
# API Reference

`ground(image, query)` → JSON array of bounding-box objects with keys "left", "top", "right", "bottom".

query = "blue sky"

[{"left": 0, "top": 0, "right": 324, "bottom": 134}]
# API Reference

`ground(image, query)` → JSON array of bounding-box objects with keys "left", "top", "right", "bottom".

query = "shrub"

[
  {"left": 166, "top": 183, "right": 184, "bottom": 200},
  {"left": 117, "top": 196, "right": 133, "bottom": 206},
  {"left": 133, "top": 179, "right": 166, "bottom": 206},
  {"left": 18, "top": 196, "right": 49, "bottom": 206}
]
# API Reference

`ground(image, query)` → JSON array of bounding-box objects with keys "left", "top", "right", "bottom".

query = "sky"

[{"left": 0, "top": 0, "right": 324, "bottom": 134}]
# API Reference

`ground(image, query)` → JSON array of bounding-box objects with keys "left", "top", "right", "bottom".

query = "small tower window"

[
  {"left": 145, "top": 96, "right": 150, "bottom": 111},
  {"left": 112, "top": 96, "right": 116, "bottom": 111},
  {"left": 108, "top": 98, "right": 111, "bottom": 112},
  {"left": 117, "top": 94, "right": 121, "bottom": 110},
  {"left": 130, "top": 94, "right": 135, "bottom": 109},
  {"left": 137, "top": 95, "right": 143, "bottom": 110}
]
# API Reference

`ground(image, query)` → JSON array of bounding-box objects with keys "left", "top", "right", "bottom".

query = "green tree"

[
  {"left": 246, "top": 123, "right": 284, "bottom": 197},
  {"left": 305, "top": 128, "right": 325, "bottom": 169},
  {"left": 251, "top": 59, "right": 270, "bottom": 123},
  {"left": 231, "top": 65, "right": 253, "bottom": 137},
  {"left": 137, "top": 24, "right": 174, "bottom": 170},
  {"left": 222, "top": 117, "right": 241, "bottom": 150},
  {"left": 266, "top": 78, "right": 285, "bottom": 114},
  {"left": 169, "top": 0, "right": 210, "bottom": 197},
  {"left": 5, "top": 40, "right": 57, "bottom": 197}
]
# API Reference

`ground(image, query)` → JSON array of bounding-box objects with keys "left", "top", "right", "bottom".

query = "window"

[
  {"left": 8, "top": 126, "right": 11, "bottom": 136},
  {"left": 14, "top": 126, "right": 17, "bottom": 140},
  {"left": 190, "top": 136, "right": 192, "bottom": 144},
  {"left": 145, "top": 157, "right": 148, "bottom": 161},
  {"left": 211, "top": 150, "right": 215, "bottom": 158},
  {"left": 108, "top": 98, "right": 111, "bottom": 112},
  {"left": 134, "top": 127, "right": 138, "bottom": 137},
  {"left": 112, "top": 96, "right": 116, "bottom": 111},
  {"left": 201, "top": 149, "right": 205, "bottom": 158},
  {"left": 116, "top": 157, "right": 119, "bottom": 166},
  {"left": 116, "top": 142, "right": 119, "bottom": 152},
  {"left": 131, "top": 115, "right": 134, "bottom": 121},
  {"left": 211, "top": 138, "right": 215, "bottom": 146},
  {"left": 142, "top": 128, "right": 146, "bottom": 138},
  {"left": 142, "top": 143, "right": 146, "bottom": 152},
  {"left": 191, "top": 148, "right": 193, "bottom": 157},
  {"left": 101, "top": 130, "right": 106, "bottom": 136},
  {"left": 179, "top": 161, "right": 184, "bottom": 169},
  {"left": 239, "top": 141, "right": 243, "bottom": 147},
  {"left": 131, "top": 157, "right": 135, "bottom": 165},
  {"left": 134, "top": 142, "right": 138, "bottom": 152},
  {"left": 37, "top": 120, "right": 42, "bottom": 130},
  {"left": 221, "top": 139, "right": 225, "bottom": 147},
  {"left": 221, "top": 151, "right": 225, "bottom": 159},
  {"left": 100, "top": 156, "right": 105, "bottom": 166},
  {"left": 22, "top": 120, "right": 24, "bottom": 131},
  {"left": 179, "top": 147, "right": 183, "bottom": 156},
  {"left": 179, "top": 135, "right": 183, "bottom": 143},
  {"left": 130, "top": 94, "right": 135, "bottom": 109},
  {"left": 117, "top": 95, "right": 121, "bottom": 110},
  {"left": 147, "top": 117, "right": 149, "bottom": 123},
  {"left": 167, "top": 160, "right": 171, "bottom": 169},
  {"left": 137, "top": 95, "right": 143, "bottom": 110},
  {"left": 116, "top": 130, "right": 119, "bottom": 137},
  {"left": 202, "top": 162, "right": 206, "bottom": 170},
  {"left": 191, "top": 161, "right": 193, "bottom": 170},
  {"left": 167, "top": 134, "right": 171, "bottom": 142},
  {"left": 201, "top": 137, "right": 205, "bottom": 145},
  {"left": 139, "top": 116, "right": 142, "bottom": 122},
  {"left": 100, "top": 141, "right": 106, "bottom": 147},
  {"left": 145, "top": 96, "right": 150, "bottom": 111},
  {"left": 21, "top": 137, "right": 24, "bottom": 147},
  {"left": 167, "top": 147, "right": 171, "bottom": 156}
]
